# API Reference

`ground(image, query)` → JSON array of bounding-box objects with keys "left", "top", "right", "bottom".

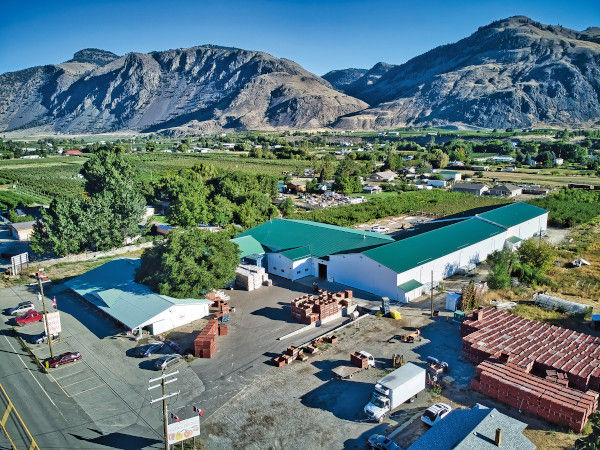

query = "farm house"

[{"left": 237, "top": 202, "right": 548, "bottom": 302}]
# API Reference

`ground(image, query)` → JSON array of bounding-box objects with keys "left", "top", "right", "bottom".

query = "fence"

[{"left": 0, "top": 381, "right": 40, "bottom": 449}]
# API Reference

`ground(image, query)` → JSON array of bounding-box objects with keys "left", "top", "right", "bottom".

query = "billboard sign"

[
  {"left": 43, "top": 311, "right": 61, "bottom": 335},
  {"left": 167, "top": 415, "right": 200, "bottom": 444},
  {"left": 10, "top": 252, "right": 28, "bottom": 276}
]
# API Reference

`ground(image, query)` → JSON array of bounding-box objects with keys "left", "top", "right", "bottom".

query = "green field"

[{"left": 0, "top": 153, "right": 311, "bottom": 201}]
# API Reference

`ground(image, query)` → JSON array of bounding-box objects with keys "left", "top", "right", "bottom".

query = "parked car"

[
  {"left": 46, "top": 352, "right": 82, "bottom": 368},
  {"left": 367, "top": 434, "right": 400, "bottom": 449},
  {"left": 8, "top": 301, "right": 35, "bottom": 316},
  {"left": 15, "top": 310, "right": 43, "bottom": 326},
  {"left": 30, "top": 332, "right": 59, "bottom": 345},
  {"left": 153, "top": 354, "right": 182, "bottom": 371},
  {"left": 370, "top": 226, "right": 389, "bottom": 233},
  {"left": 421, "top": 402, "right": 452, "bottom": 427},
  {"left": 133, "top": 343, "right": 164, "bottom": 358}
]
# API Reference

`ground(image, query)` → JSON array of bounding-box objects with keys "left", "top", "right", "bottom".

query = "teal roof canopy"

[
  {"left": 231, "top": 235, "right": 265, "bottom": 258},
  {"left": 363, "top": 217, "right": 505, "bottom": 274},
  {"left": 237, "top": 219, "right": 393, "bottom": 261},
  {"left": 64, "top": 258, "right": 210, "bottom": 330},
  {"left": 477, "top": 202, "right": 547, "bottom": 229},
  {"left": 398, "top": 279, "right": 424, "bottom": 292}
]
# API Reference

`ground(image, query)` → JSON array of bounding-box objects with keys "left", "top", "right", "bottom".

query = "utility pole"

[
  {"left": 430, "top": 270, "right": 434, "bottom": 318},
  {"left": 37, "top": 277, "right": 54, "bottom": 359},
  {"left": 149, "top": 371, "right": 179, "bottom": 450}
]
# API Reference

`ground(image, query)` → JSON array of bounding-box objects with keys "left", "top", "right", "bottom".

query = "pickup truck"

[
  {"left": 332, "top": 351, "right": 375, "bottom": 379},
  {"left": 15, "top": 310, "right": 43, "bottom": 326}
]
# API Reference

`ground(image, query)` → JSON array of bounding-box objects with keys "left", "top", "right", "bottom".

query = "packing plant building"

[{"left": 234, "top": 202, "right": 548, "bottom": 302}]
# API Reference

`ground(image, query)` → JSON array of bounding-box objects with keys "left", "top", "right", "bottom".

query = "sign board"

[
  {"left": 167, "top": 415, "right": 200, "bottom": 445},
  {"left": 10, "top": 252, "right": 28, "bottom": 276},
  {"left": 43, "top": 311, "right": 61, "bottom": 335}
]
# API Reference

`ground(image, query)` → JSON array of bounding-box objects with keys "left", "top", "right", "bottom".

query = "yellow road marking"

[{"left": 0, "top": 404, "right": 13, "bottom": 427}]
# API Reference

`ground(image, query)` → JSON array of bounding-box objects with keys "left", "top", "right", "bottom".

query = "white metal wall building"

[{"left": 237, "top": 203, "right": 548, "bottom": 303}]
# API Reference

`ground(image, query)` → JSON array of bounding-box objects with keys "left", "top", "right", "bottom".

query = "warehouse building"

[
  {"left": 235, "top": 219, "right": 394, "bottom": 281},
  {"left": 237, "top": 202, "right": 548, "bottom": 302},
  {"left": 65, "top": 258, "right": 212, "bottom": 335}
]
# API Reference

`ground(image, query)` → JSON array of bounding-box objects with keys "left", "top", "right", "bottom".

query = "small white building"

[
  {"left": 437, "top": 170, "right": 462, "bottom": 182},
  {"left": 65, "top": 259, "right": 212, "bottom": 335}
]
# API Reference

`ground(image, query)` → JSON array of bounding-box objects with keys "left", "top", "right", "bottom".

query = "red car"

[
  {"left": 46, "top": 352, "right": 82, "bottom": 368},
  {"left": 15, "top": 310, "right": 43, "bottom": 326}
]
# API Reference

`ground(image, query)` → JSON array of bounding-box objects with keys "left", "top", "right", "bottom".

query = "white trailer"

[{"left": 364, "top": 363, "right": 426, "bottom": 422}]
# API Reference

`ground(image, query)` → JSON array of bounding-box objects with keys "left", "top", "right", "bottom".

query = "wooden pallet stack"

[
  {"left": 462, "top": 307, "right": 600, "bottom": 431},
  {"left": 235, "top": 264, "right": 269, "bottom": 291},
  {"left": 290, "top": 290, "right": 353, "bottom": 324},
  {"left": 471, "top": 360, "right": 598, "bottom": 433}
]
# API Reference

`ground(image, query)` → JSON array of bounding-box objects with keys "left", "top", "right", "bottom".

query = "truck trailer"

[{"left": 364, "top": 362, "right": 426, "bottom": 422}]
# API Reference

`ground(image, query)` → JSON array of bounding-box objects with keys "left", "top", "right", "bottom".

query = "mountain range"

[{"left": 1, "top": 16, "right": 599, "bottom": 134}]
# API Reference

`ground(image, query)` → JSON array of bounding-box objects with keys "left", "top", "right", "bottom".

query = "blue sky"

[{"left": 1, "top": 0, "right": 599, "bottom": 76}]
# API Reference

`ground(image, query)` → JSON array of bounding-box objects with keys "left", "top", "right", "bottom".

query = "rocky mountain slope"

[
  {"left": 0, "top": 46, "right": 366, "bottom": 134},
  {"left": 1, "top": 16, "right": 599, "bottom": 133},
  {"left": 322, "top": 68, "right": 367, "bottom": 90},
  {"left": 334, "top": 16, "right": 600, "bottom": 129}
]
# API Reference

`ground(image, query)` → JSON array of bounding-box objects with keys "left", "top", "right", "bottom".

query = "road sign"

[
  {"left": 10, "top": 252, "right": 28, "bottom": 276},
  {"left": 167, "top": 415, "right": 200, "bottom": 445},
  {"left": 43, "top": 311, "right": 61, "bottom": 335}
]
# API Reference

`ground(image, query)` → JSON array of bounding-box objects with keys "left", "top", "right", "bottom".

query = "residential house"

[
  {"left": 489, "top": 183, "right": 523, "bottom": 197},
  {"left": 437, "top": 170, "right": 462, "bottom": 182},
  {"left": 370, "top": 170, "right": 397, "bottom": 182},
  {"left": 471, "top": 165, "right": 490, "bottom": 171},
  {"left": 427, "top": 179, "right": 447, "bottom": 188},
  {"left": 503, "top": 166, "right": 517, "bottom": 172},
  {"left": 408, "top": 403, "right": 535, "bottom": 450},
  {"left": 9, "top": 221, "right": 36, "bottom": 241},
  {"left": 65, "top": 150, "right": 83, "bottom": 156},
  {"left": 451, "top": 183, "right": 489, "bottom": 196}
]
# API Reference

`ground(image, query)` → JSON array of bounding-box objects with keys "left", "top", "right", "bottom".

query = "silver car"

[
  {"left": 31, "top": 332, "right": 59, "bottom": 345},
  {"left": 153, "top": 354, "right": 182, "bottom": 371},
  {"left": 8, "top": 301, "right": 35, "bottom": 316}
]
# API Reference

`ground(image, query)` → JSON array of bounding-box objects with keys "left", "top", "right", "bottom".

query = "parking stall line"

[
  {"left": 61, "top": 376, "right": 98, "bottom": 389},
  {"left": 69, "top": 384, "right": 105, "bottom": 397},
  {"left": 52, "top": 369, "right": 87, "bottom": 381}
]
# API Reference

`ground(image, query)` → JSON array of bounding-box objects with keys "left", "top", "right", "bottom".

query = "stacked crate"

[
  {"left": 194, "top": 319, "right": 218, "bottom": 358},
  {"left": 350, "top": 352, "right": 369, "bottom": 368},
  {"left": 471, "top": 360, "right": 598, "bottom": 432},
  {"left": 235, "top": 264, "right": 269, "bottom": 291},
  {"left": 462, "top": 307, "right": 600, "bottom": 432},
  {"left": 290, "top": 290, "right": 354, "bottom": 324}
]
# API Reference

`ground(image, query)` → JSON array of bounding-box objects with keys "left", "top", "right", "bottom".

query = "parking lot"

[{"left": 0, "top": 272, "right": 389, "bottom": 448}]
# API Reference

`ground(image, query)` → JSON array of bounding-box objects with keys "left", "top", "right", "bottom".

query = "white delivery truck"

[{"left": 364, "top": 363, "right": 426, "bottom": 422}]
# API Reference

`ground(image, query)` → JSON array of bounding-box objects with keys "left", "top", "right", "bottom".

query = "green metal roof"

[
  {"left": 506, "top": 236, "right": 523, "bottom": 244},
  {"left": 363, "top": 217, "right": 505, "bottom": 274},
  {"left": 439, "top": 170, "right": 460, "bottom": 174},
  {"left": 237, "top": 219, "right": 394, "bottom": 261},
  {"left": 477, "top": 202, "right": 547, "bottom": 229},
  {"left": 398, "top": 279, "right": 423, "bottom": 292},
  {"left": 231, "top": 235, "right": 265, "bottom": 258},
  {"left": 64, "top": 258, "right": 210, "bottom": 330}
]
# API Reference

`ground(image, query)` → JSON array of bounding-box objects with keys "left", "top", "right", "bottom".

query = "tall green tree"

[{"left": 135, "top": 229, "right": 239, "bottom": 298}]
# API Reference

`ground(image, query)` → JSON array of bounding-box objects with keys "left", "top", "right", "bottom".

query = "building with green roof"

[
  {"left": 65, "top": 258, "right": 212, "bottom": 335},
  {"left": 236, "top": 203, "right": 547, "bottom": 302},
  {"left": 235, "top": 218, "right": 393, "bottom": 280},
  {"left": 325, "top": 202, "right": 547, "bottom": 302}
]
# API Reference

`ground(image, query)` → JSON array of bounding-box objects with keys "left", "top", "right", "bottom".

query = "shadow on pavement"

[
  {"left": 300, "top": 379, "right": 372, "bottom": 421},
  {"left": 69, "top": 430, "right": 161, "bottom": 449}
]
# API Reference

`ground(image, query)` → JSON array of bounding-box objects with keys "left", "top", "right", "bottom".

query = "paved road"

[{"left": 0, "top": 284, "right": 164, "bottom": 449}]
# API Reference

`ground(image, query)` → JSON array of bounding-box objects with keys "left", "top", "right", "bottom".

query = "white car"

[
  {"left": 421, "top": 402, "right": 452, "bottom": 426},
  {"left": 370, "top": 225, "right": 389, "bottom": 233},
  {"left": 8, "top": 301, "right": 35, "bottom": 316}
]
